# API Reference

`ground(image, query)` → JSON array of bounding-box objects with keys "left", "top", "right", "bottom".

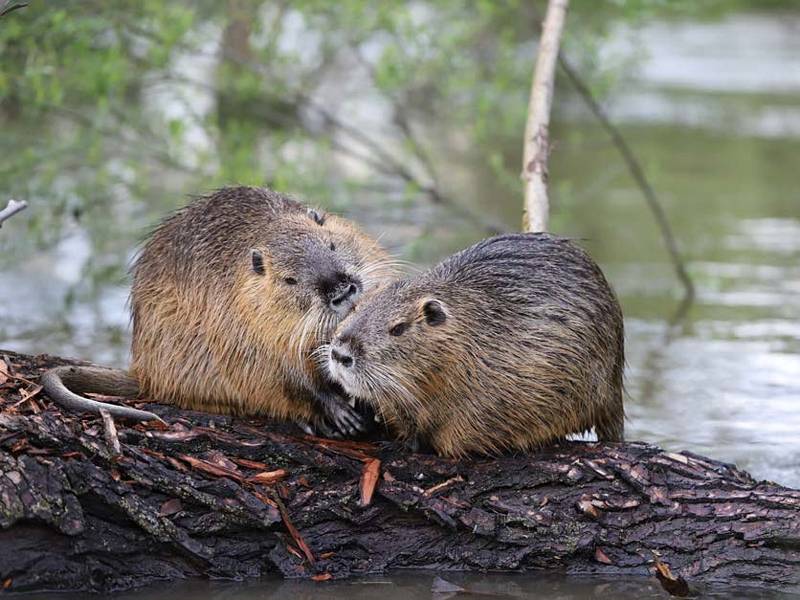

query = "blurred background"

[{"left": 1, "top": 0, "right": 798, "bottom": 487}]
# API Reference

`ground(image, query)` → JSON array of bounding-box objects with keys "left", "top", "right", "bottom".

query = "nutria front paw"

[
  {"left": 314, "top": 390, "right": 368, "bottom": 437},
  {"left": 326, "top": 398, "right": 368, "bottom": 437},
  {"left": 295, "top": 418, "right": 344, "bottom": 439}
]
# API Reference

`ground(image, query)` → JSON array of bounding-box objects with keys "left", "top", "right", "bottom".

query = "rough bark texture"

[{"left": 1, "top": 350, "right": 799, "bottom": 594}]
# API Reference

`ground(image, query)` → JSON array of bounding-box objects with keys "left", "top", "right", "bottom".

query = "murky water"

[
  {"left": 43, "top": 572, "right": 799, "bottom": 599},
  {"left": 3, "top": 8, "right": 800, "bottom": 599}
]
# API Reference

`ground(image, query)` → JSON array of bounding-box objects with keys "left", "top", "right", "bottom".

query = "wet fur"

[
  {"left": 329, "top": 233, "right": 625, "bottom": 458},
  {"left": 127, "top": 186, "right": 396, "bottom": 425}
]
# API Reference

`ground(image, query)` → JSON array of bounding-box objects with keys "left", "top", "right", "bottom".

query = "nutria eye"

[
  {"left": 330, "top": 242, "right": 336, "bottom": 251},
  {"left": 389, "top": 322, "right": 408, "bottom": 337},
  {"left": 284, "top": 277, "right": 298, "bottom": 285}
]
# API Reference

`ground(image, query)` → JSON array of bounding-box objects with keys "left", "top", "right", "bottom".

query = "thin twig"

[
  {"left": 342, "top": 42, "right": 507, "bottom": 235},
  {"left": 99, "top": 409, "right": 122, "bottom": 457},
  {"left": 272, "top": 492, "right": 316, "bottom": 565},
  {"left": 0, "top": 199, "right": 28, "bottom": 228},
  {"left": 0, "top": 363, "right": 37, "bottom": 386},
  {"left": 105, "top": 23, "right": 506, "bottom": 237},
  {"left": 557, "top": 55, "right": 695, "bottom": 303}
]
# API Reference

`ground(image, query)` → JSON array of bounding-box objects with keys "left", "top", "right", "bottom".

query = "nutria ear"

[
  {"left": 250, "top": 249, "right": 265, "bottom": 275},
  {"left": 307, "top": 208, "right": 326, "bottom": 226},
  {"left": 423, "top": 299, "right": 447, "bottom": 326}
]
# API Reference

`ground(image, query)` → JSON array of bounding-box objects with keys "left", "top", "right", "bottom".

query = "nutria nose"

[
  {"left": 330, "top": 282, "right": 359, "bottom": 307},
  {"left": 331, "top": 348, "right": 354, "bottom": 368}
]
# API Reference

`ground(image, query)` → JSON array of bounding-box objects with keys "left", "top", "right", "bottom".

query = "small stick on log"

[
  {"left": 521, "top": 0, "right": 569, "bottom": 233},
  {"left": 273, "top": 493, "right": 315, "bottom": 565},
  {"left": 359, "top": 458, "right": 381, "bottom": 506},
  {"left": 99, "top": 409, "right": 122, "bottom": 457},
  {"left": 654, "top": 557, "right": 692, "bottom": 597},
  {"left": 0, "top": 199, "right": 28, "bottom": 228}
]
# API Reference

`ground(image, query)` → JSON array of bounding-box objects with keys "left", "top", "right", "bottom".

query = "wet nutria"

[
  {"left": 326, "top": 233, "right": 624, "bottom": 457},
  {"left": 42, "top": 186, "right": 397, "bottom": 435}
]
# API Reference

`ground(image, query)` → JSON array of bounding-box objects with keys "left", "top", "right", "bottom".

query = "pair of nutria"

[{"left": 43, "top": 186, "right": 624, "bottom": 456}]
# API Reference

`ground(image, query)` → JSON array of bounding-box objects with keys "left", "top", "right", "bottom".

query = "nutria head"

[
  {"left": 250, "top": 208, "right": 365, "bottom": 318},
  {"left": 242, "top": 205, "right": 398, "bottom": 372},
  {"left": 326, "top": 277, "right": 453, "bottom": 425}
]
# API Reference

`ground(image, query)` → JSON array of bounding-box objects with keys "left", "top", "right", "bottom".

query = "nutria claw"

[
  {"left": 296, "top": 419, "right": 342, "bottom": 439},
  {"left": 314, "top": 389, "right": 368, "bottom": 437},
  {"left": 331, "top": 404, "right": 366, "bottom": 436}
]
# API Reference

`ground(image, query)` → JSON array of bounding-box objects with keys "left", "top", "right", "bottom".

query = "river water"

[{"left": 4, "top": 9, "right": 800, "bottom": 600}]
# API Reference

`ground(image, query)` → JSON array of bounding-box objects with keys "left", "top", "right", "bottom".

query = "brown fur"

[
  {"left": 43, "top": 186, "right": 396, "bottom": 428},
  {"left": 130, "top": 186, "right": 396, "bottom": 423},
  {"left": 327, "top": 233, "right": 625, "bottom": 458}
]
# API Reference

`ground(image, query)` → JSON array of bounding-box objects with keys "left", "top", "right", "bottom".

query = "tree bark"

[
  {"left": 1, "top": 350, "right": 799, "bottom": 594},
  {"left": 521, "top": 0, "right": 568, "bottom": 233}
]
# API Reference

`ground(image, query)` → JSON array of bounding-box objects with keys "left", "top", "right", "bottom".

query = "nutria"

[
  {"left": 42, "top": 186, "right": 397, "bottom": 435},
  {"left": 326, "top": 232, "right": 624, "bottom": 457}
]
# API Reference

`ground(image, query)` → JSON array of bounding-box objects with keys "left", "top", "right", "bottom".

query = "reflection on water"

[{"left": 41, "top": 572, "right": 800, "bottom": 600}]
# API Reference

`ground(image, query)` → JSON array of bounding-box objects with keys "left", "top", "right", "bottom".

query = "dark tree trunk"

[{"left": 1, "top": 351, "right": 798, "bottom": 594}]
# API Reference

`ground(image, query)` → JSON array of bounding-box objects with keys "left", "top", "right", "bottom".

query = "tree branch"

[
  {"left": 0, "top": 1, "right": 27, "bottom": 19},
  {"left": 557, "top": 55, "right": 695, "bottom": 303},
  {"left": 521, "top": 0, "right": 569, "bottom": 233},
  {"left": 0, "top": 199, "right": 28, "bottom": 228}
]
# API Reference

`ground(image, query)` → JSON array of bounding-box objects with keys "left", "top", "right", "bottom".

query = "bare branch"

[
  {"left": 557, "top": 55, "right": 695, "bottom": 303},
  {"left": 0, "top": 199, "right": 28, "bottom": 228},
  {"left": 0, "top": 1, "right": 28, "bottom": 18},
  {"left": 521, "top": 0, "right": 569, "bottom": 233},
  {"left": 342, "top": 42, "right": 507, "bottom": 236},
  {"left": 110, "top": 26, "right": 506, "bottom": 237}
]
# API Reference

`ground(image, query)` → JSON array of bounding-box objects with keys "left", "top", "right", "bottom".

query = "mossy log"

[{"left": 1, "top": 350, "right": 799, "bottom": 594}]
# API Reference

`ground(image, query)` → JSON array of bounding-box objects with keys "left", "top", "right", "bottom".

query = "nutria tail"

[{"left": 41, "top": 365, "right": 163, "bottom": 422}]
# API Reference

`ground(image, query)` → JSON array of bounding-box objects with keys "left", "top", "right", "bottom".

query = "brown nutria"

[
  {"left": 326, "top": 232, "right": 624, "bottom": 457},
  {"left": 42, "top": 186, "right": 397, "bottom": 435}
]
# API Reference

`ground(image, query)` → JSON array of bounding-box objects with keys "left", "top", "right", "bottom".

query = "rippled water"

[{"left": 3, "top": 9, "right": 800, "bottom": 600}]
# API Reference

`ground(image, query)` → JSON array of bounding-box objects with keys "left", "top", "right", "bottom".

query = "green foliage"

[{"left": 0, "top": 0, "right": 789, "bottom": 271}]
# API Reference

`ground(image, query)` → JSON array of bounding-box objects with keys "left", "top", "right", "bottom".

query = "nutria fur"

[
  {"left": 42, "top": 186, "right": 396, "bottom": 434},
  {"left": 327, "top": 233, "right": 624, "bottom": 457}
]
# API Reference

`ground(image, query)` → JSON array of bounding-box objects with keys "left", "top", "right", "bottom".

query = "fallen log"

[{"left": 0, "top": 350, "right": 798, "bottom": 594}]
